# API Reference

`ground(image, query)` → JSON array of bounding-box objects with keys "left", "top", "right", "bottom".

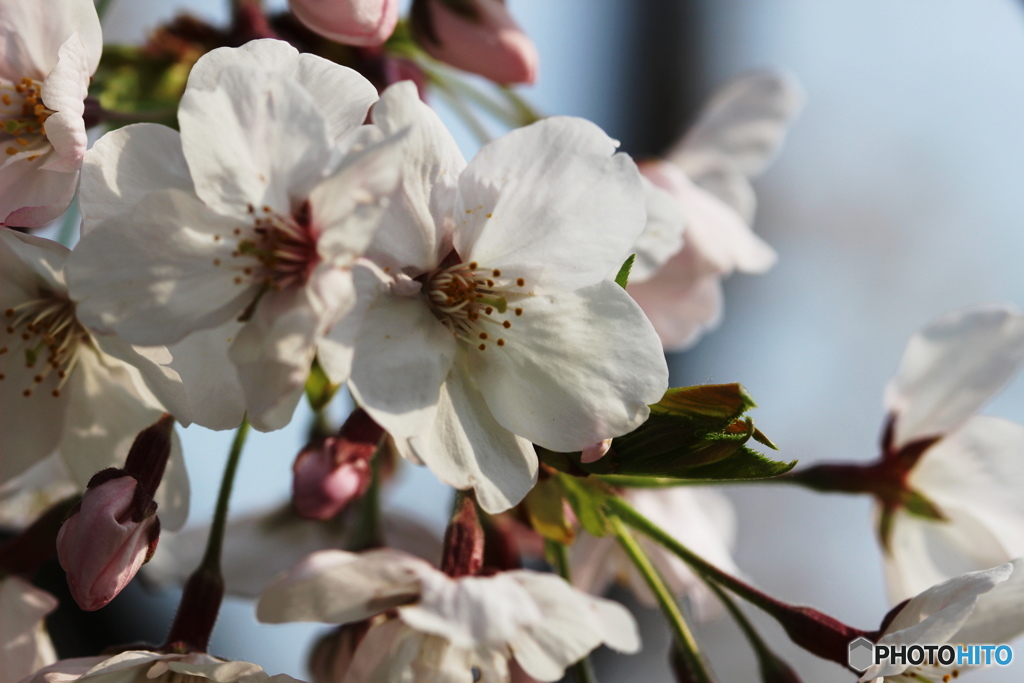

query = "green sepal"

[
  {"left": 523, "top": 478, "right": 575, "bottom": 544},
  {"left": 554, "top": 473, "right": 614, "bottom": 538},
  {"left": 614, "top": 254, "right": 636, "bottom": 289},
  {"left": 304, "top": 358, "right": 339, "bottom": 413},
  {"left": 901, "top": 490, "right": 947, "bottom": 522}
]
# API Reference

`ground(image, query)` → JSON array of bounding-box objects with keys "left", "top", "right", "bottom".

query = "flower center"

[
  {"left": 1, "top": 77, "right": 53, "bottom": 162},
  {"left": 425, "top": 260, "right": 528, "bottom": 351},
  {"left": 218, "top": 202, "right": 320, "bottom": 320},
  {"left": 2, "top": 294, "right": 90, "bottom": 398}
]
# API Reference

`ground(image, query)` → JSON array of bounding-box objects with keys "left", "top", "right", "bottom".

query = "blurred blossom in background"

[{"left": 82, "top": 0, "right": 1024, "bottom": 680}]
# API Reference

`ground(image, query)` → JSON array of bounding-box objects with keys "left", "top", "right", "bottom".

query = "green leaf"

[
  {"left": 614, "top": 254, "right": 636, "bottom": 289},
  {"left": 539, "top": 384, "right": 792, "bottom": 482}
]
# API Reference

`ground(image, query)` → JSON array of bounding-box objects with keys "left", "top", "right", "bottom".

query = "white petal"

[
  {"left": 669, "top": 71, "right": 804, "bottom": 222},
  {"left": 467, "top": 281, "right": 668, "bottom": 452},
  {"left": 954, "top": 557, "right": 1024, "bottom": 645},
  {"left": 882, "top": 563, "right": 1012, "bottom": 636},
  {"left": 346, "top": 621, "right": 424, "bottom": 683},
  {"left": 257, "top": 549, "right": 425, "bottom": 625},
  {"left": 884, "top": 415, "right": 1024, "bottom": 601},
  {"left": 642, "top": 160, "right": 775, "bottom": 275},
  {"left": 311, "top": 129, "right": 405, "bottom": 264},
  {"left": 508, "top": 571, "right": 639, "bottom": 681},
  {"left": 628, "top": 175, "right": 687, "bottom": 282},
  {"left": 399, "top": 571, "right": 542, "bottom": 650},
  {"left": 0, "top": 160, "right": 79, "bottom": 228},
  {"left": 628, "top": 255, "right": 724, "bottom": 352},
  {"left": 0, "top": 231, "right": 71, "bottom": 482},
  {"left": 79, "top": 124, "right": 193, "bottom": 229},
  {"left": 406, "top": 362, "right": 537, "bottom": 514},
  {"left": 317, "top": 263, "right": 380, "bottom": 386},
  {"left": 185, "top": 39, "right": 377, "bottom": 142},
  {"left": 178, "top": 68, "right": 332, "bottom": 220},
  {"left": 0, "top": 0, "right": 101, "bottom": 79},
  {"left": 885, "top": 305, "right": 1024, "bottom": 448},
  {"left": 454, "top": 117, "right": 646, "bottom": 294},
  {"left": 89, "top": 333, "right": 192, "bottom": 427},
  {"left": 39, "top": 33, "right": 90, "bottom": 173},
  {"left": 67, "top": 188, "right": 254, "bottom": 346},
  {"left": 349, "top": 292, "right": 456, "bottom": 440},
  {"left": 229, "top": 286, "right": 325, "bottom": 432},
  {"left": 367, "top": 81, "right": 466, "bottom": 273},
  {"left": 0, "top": 577, "right": 57, "bottom": 682},
  {"left": 161, "top": 322, "right": 248, "bottom": 432},
  {"left": 58, "top": 350, "right": 191, "bottom": 530}
]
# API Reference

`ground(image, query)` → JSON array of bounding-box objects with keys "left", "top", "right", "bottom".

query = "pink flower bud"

[
  {"left": 580, "top": 438, "right": 613, "bottom": 464},
  {"left": 413, "top": 0, "right": 538, "bottom": 85},
  {"left": 56, "top": 475, "right": 160, "bottom": 611},
  {"left": 288, "top": 0, "right": 399, "bottom": 46},
  {"left": 292, "top": 408, "right": 381, "bottom": 520},
  {"left": 292, "top": 437, "right": 373, "bottom": 520}
]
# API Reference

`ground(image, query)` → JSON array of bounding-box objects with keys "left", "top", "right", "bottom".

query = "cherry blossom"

[
  {"left": 21, "top": 651, "right": 305, "bottom": 683},
  {"left": 0, "top": 229, "right": 189, "bottom": 530},
  {"left": 348, "top": 81, "right": 668, "bottom": 512},
  {"left": 627, "top": 72, "right": 803, "bottom": 350},
  {"left": 878, "top": 305, "right": 1024, "bottom": 601},
  {"left": 67, "top": 41, "right": 401, "bottom": 431},
  {"left": 0, "top": 0, "right": 101, "bottom": 227},
  {"left": 0, "top": 576, "right": 56, "bottom": 683},
  {"left": 288, "top": 0, "right": 399, "bottom": 46},
  {"left": 257, "top": 548, "right": 640, "bottom": 682},
  {"left": 860, "top": 559, "right": 1024, "bottom": 682},
  {"left": 413, "top": 0, "right": 539, "bottom": 85}
]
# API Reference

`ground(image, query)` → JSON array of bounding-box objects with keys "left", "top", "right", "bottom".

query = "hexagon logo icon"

[{"left": 848, "top": 637, "right": 874, "bottom": 672}]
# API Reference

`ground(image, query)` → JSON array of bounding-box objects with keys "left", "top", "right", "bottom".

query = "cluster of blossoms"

[{"left": 4, "top": 1, "right": 1024, "bottom": 682}]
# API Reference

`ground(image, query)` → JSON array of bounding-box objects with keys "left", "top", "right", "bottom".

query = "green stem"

[
  {"left": 164, "top": 417, "right": 250, "bottom": 652},
  {"left": 705, "top": 582, "right": 799, "bottom": 682},
  {"left": 499, "top": 86, "right": 543, "bottom": 126},
  {"left": 201, "top": 418, "right": 250, "bottom": 572},
  {"left": 609, "top": 516, "right": 713, "bottom": 683},
  {"left": 347, "top": 441, "right": 383, "bottom": 551},
  {"left": 545, "top": 540, "right": 597, "bottom": 683}
]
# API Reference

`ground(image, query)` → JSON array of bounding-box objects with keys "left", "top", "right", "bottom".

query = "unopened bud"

[
  {"left": 56, "top": 475, "right": 160, "bottom": 611},
  {"left": 292, "top": 409, "right": 381, "bottom": 520},
  {"left": 412, "top": 0, "right": 538, "bottom": 85},
  {"left": 580, "top": 439, "right": 613, "bottom": 464},
  {"left": 288, "top": 0, "right": 399, "bottom": 46},
  {"left": 441, "top": 492, "right": 484, "bottom": 578}
]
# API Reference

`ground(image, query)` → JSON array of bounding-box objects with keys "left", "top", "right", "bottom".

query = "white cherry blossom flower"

[
  {"left": 877, "top": 304, "right": 1024, "bottom": 602},
  {"left": 627, "top": 72, "right": 803, "bottom": 350},
  {"left": 67, "top": 41, "right": 401, "bottom": 431},
  {"left": 572, "top": 487, "right": 738, "bottom": 620},
  {"left": 21, "top": 650, "right": 306, "bottom": 683},
  {"left": 349, "top": 81, "right": 668, "bottom": 513},
  {"left": 860, "top": 559, "right": 1024, "bottom": 682},
  {"left": 0, "top": 229, "right": 190, "bottom": 530},
  {"left": 257, "top": 549, "right": 640, "bottom": 682},
  {"left": 0, "top": 0, "right": 101, "bottom": 227},
  {"left": 0, "top": 576, "right": 57, "bottom": 683}
]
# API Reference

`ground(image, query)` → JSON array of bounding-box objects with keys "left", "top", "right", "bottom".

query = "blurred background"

[{"left": 38, "top": 0, "right": 1024, "bottom": 680}]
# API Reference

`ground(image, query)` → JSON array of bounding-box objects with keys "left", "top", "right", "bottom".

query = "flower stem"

[
  {"left": 609, "top": 516, "right": 714, "bottom": 683},
  {"left": 546, "top": 539, "right": 597, "bottom": 683},
  {"left": 606, "top": 496, "right": 865, "bottom": 667},
  {"left": 164, "top": 418, "right": 250, "bottom": 653}
]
